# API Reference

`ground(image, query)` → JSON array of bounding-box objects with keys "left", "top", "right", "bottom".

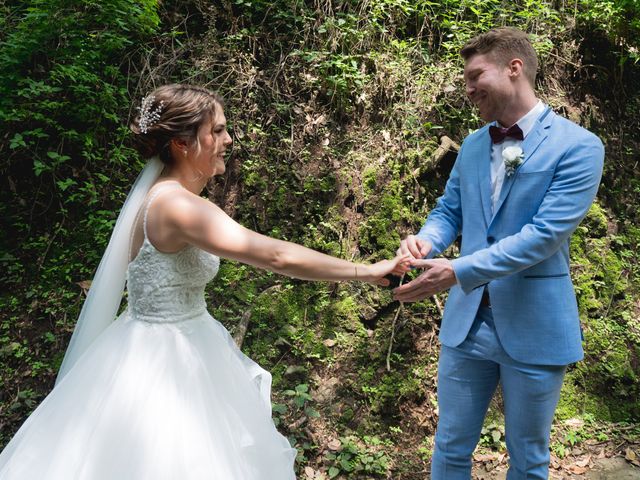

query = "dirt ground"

[{"left": 472, "top": 454, "right": 640, "bottom": 479}]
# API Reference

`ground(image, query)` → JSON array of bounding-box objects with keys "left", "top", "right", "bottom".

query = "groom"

[{"left": 393, "top": 27, "right": 604, "bottom": 479}]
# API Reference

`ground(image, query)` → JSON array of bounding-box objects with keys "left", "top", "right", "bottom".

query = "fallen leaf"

[
  {"left": 77, "top": 280, "right": 92, "bottom": 293},
  {"left": 323, "top": 339, "right": 336, "bottom": 347},
  {"left": 575, "top": 455, "right": 591, "bottom": 468},
  {"left": 313, "top": 376, "right": 340, "bottom": 403},
  {"left": 327, "top": 439, "right": 341, "bottom": 451},
  {"left": 625, "top": 448, "right": 637, "bottom": 462},
  {"left": 314, "top": 114, "right": 326, "bottom": 126},
  {"left": 569, "top": 465, "right": 588, "bottom": 475},
  {"left": 304, "top": 466, "right": 315, "bottom": 478},
  {"left": 564, "top": 417, "right": 585, "bottom": 429},
  {"left": 473, "top": 453, "right": 499, "bottom": 462}
]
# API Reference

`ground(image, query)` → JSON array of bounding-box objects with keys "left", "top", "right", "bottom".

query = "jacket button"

[{"left": 487, "top": 236, "right": 495, "bottom": 244}]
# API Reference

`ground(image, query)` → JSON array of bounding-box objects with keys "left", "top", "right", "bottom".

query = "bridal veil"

[{"left": 56, "top": 157, "right": 164, "bottom": 382}]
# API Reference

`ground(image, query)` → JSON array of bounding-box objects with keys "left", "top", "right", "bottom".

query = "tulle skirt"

[{"left": 0, "top": 311, "right": 297, "bottom": 479}]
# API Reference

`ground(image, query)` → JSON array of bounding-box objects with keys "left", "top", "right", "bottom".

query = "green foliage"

[
  {"left": 0, "top": 0, "right": 161, "bottom": 276},
  {"left": 284, "top": 383, "right": 313, "bottom": 408},
  {"left": 548, "top": 415, "right": 633, "bottom": 459},
  {"left": 564, "top": 202, "right": 640, "bottom": 420},
  {"left": 577, "top": 0, "right": 640, "bottom": 63},
  {"left": 325, "top": 435, "right": 392, "bottom": 478},
  {"left": 359, "top": 365, "right": 423, "bottom": 415},
  {"left": 480, "top": 422, "right": 505, "bottom": 450},
  {"left": 2, "top": 0, "right": 640, "bottom": 476}
]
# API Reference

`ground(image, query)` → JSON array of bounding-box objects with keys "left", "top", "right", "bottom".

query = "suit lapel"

[
  {"left": 473, "top": 130, "right": 493, "bottom": 226},
  {"left": 491, "top": 107, "right": 554, "bottom": 220}
]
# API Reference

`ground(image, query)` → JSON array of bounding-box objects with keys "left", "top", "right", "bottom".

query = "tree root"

[{"left": 412, "top": 135, "right": 460, "bottom": 177}]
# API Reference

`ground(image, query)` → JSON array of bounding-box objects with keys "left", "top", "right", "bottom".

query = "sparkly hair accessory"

[{"left": 137, "top": 95, "right": 164, "bottom": 134}]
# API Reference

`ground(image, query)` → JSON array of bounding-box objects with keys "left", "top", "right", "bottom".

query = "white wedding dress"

[{"left": 0, "top": 185, "right": 297, "bottom": 479}]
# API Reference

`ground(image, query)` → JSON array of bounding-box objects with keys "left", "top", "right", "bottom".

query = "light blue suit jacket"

[{"left": 417, "top": 107, "right": 604, "bottom": 365}]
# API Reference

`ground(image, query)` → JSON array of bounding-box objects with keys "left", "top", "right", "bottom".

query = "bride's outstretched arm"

[{"left": 156, "top": 190, "right": 409, "bottom": 285}]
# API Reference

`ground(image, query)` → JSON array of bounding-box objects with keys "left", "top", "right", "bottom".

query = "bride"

[{"left": 0, "top": 84, "right": 408, "bottom": 479}]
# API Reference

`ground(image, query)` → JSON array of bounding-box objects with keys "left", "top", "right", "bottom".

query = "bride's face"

[{"left": 189, "top": 107, "right": 232, "bottom": 177}]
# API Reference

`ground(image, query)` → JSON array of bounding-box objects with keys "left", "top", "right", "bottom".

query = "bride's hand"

[{"left": 360, "top": 253, "right": 412, "bottom": 286}]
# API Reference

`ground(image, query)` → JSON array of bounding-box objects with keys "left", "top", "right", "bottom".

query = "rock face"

[{"left": 586, "top": 458, "right": 640, "bottom": 480}]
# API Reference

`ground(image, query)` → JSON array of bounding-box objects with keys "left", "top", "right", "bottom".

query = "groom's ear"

[{"left": 507, "top": 58, "right": 524, "bottom": 79}]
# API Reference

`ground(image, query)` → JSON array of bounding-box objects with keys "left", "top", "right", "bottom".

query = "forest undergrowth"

[{"left": 1, "top": 0, "right": 639, "bottom": 478}]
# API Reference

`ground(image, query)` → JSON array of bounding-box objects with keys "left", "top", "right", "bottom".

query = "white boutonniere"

[{"left": 502, "top": 146, "right": 524, "bottom": 177}]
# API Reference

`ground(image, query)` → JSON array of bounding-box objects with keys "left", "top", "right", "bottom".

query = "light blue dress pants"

[{"left": 431, "top": 306, "right": 567, "bottom": 480}]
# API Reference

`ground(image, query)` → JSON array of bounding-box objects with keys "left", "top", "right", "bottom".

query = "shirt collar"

[{"left": 497, "top": 100, "right": 545, "bottom": 138}]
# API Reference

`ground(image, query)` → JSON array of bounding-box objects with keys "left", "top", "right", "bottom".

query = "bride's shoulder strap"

[{"left": 142, "top": 181, "right": 184, "bottom": 240}]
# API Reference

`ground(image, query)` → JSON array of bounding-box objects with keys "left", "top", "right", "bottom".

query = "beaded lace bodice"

[{"left": 126, "top": 184, "right": 219, "bottom": 323}]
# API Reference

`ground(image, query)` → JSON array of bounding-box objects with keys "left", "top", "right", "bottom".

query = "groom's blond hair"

[{"left": 461, "top": 27, "right": 538, "bottom": 87}]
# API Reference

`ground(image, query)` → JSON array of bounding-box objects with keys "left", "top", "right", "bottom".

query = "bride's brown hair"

[{"left": 130, "top": 84, "right": 224, "bottom": 165}]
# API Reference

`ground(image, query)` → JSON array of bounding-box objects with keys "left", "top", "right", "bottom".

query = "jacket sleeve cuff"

[{"left": 451, "top": 256, "right": 485, "bottom": 294}]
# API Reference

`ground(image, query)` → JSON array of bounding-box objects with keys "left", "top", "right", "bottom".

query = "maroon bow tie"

[{"left": 489, "top": 124, "right": 524, "bottom": 144}]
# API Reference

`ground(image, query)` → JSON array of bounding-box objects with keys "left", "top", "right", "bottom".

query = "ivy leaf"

[
  {"left": 9, "top": 133, "right": 27, "bottom": 149},
  {"left": 56, "top": 178, "right": 76, "bottom": 191},
  {"left": 33, "top": 159, "right": 47, "bottom": 176}
]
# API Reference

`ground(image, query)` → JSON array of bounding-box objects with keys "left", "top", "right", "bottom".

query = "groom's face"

[{"left": 464, "top": 53, "right": 515, "bottom": 124}]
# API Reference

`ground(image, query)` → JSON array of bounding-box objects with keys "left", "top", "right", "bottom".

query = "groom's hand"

[
  {"left": 392, "top": 259, "right": 457, "bottom": 302},
  {"left": 397, "top": 235, "right": 431, "bottom": 260}
]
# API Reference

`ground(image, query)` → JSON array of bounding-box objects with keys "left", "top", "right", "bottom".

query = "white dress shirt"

[{"left": 490, "top": 100, "right": 546, "bottom": 213}]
